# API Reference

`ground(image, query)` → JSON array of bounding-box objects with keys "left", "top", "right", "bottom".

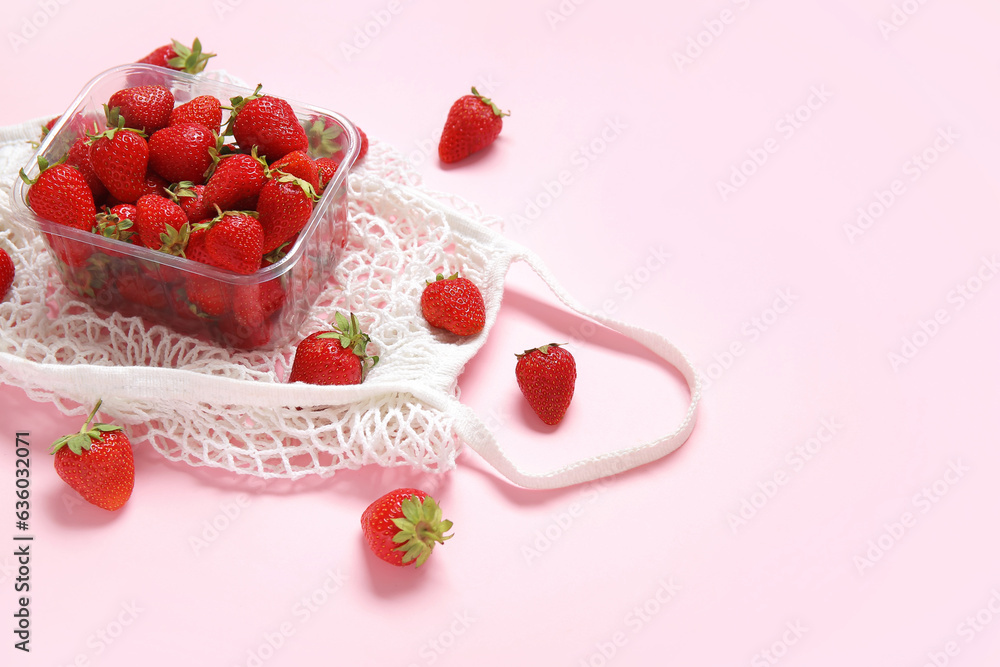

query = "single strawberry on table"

[
  {"left": 515, "top": 343, "right": 577, "bottom": 426},
  {"left": 288, "top": 312, "right": 378, "bottom": 385},
  {"left": 137, "top": 38, "right": 215, "bottom": 73},
  {"left": 361, "top": 488, "right": 453, "bottom": 568},
  {"left": 421, "top": 273, "right": 485, "bottom": 336},
  {"left": 438, "top": 87, "right": 509, "bottom": 164},
  {"left": 50, "top": 399, "right": 134, "bottom": 511}
]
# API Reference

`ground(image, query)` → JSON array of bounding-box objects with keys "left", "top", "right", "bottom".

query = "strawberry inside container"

[{"left": 10, "top": 64, "right": 361, "bottom": 350}]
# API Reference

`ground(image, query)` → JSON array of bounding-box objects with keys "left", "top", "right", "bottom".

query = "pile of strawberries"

[{"left": 21, "top": 51, "right": 365, "bottom": 347}]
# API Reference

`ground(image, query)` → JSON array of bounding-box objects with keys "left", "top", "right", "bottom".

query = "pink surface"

[{"left": 2, "top": 1, "right": 999, "bottom": 665}]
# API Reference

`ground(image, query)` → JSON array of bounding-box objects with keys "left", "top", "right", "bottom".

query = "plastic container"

[{"left": 10, "top": 64, "right": 360, "bottom": 349}]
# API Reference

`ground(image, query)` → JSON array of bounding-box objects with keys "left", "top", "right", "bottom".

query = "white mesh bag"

[{"left": 0, "top": 116, "right": 699, "bottom": 490}]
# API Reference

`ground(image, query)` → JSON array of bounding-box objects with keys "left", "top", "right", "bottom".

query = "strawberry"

[
  {"left": 185, "top": 274, "right": 230, "bottom": 316},
  {"left": 438, "top": 87, "right": 509, "bottom": 164},
  {"left": 167, "top": 181, "right": 212, "bottom": 223},
  {"left": 315, "top": 157, "right": 339, "bottom": 193},
  {"left": 270, "top": 150, "right": 320, "bottom": 190},
  {"left": 115, "top": 272, "right": 168, "bottom": 310},
  {"left": 306, "top": 116, "right": 367, "bottom": 163},
  {"left": 169, "top": 94, "right": 223, "bottom": 134},
  {"left": 94, "top": 204, "right": 138, "bottom": 244},
  {"left": 420, "top": 273, "right": 485, "bottom": 336},
  {"left": 137, "top": 38, "right": 215, "bottom": 73},
  {"left": 288, "top": 312, "right": 377, "bottom": 385},
  {"left": 361, "top": 488, "right": 453, "bottom": 567},
  {"left": 228, "top": 86, "right": 308, "bottom": 161},
  {"left": 515, "top": 344, "right": 576, "bottom": 426},
  {"left": 19, "top": 157, "right": 95, "bottom": 232},
  {"left": 149, "top": 123, "right": 216, "bottom": 184},
  {"left": 134, "top": 194, "right": 189, "bottom": 253},
  {"left": 256, "top": 173, "right": 318, "bottom": 254},
  {"left": 204, "top": 211, "right": 263, "bottom": 274},
  {"left": 50, "top": 399, "right": 134, "bottom": 511},
  {"left": 202, "top": 151, "right": 267, "bottom": 212},
  {"left": 88, "top": 120, "right": 149, "bottom": 203},
  {"left": 107, "top": 85, "right": 174, "bottom": 134},
  {"left": 0, "top": 248, "right": 14, "bottom": 298},
  {"left": 65, "top": 136, "right": 109, "bottom": 204},
  {"left": 356, "top": 127, "right": 369, "bottom": 162}
]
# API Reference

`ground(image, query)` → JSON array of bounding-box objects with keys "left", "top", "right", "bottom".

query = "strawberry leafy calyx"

[
  {"left": 49, "top": 399, "right": 122, "bottom": 456},
  {"left": 166, "top": 180, "right": 197, "bottom": 202},
  {"left": 269, "top": 169, "right": 321, "bottom": 202},
  {"left": 166, "top": 38, "right": 215, "bottom": 74},
  {"left": 390, "top": 495, "right": 454, "bottom": 568},
  {"left": 316, "top": 312, "right": 379, "bottom": 375},
  {"left": 425, "top": 272, "right": 459, "bottom": 286},
  {"left": 304, "top": 118, "right": 343, "bottom": 158},
  {"left": 515, "top": 342, "right": 566, "bottom": 359},
  {"left": 94, "top": 212, "right": 135, "bottom": 242},
  {"left": 222, "top": 84, "right": 264, "bottom": 136},
  {"left": 471, "top": 87, "right": 510, "bottom": 118},
  {"left": 18, "top": 155, "right": 68, "bottom": 186},
  {"left": 87, "top": 115, "right": 147, "bottom": 145},
  {"left": 158, "top": 221, "right": 191, "bottom": 256}
]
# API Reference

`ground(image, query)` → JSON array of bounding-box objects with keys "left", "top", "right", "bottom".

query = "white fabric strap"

[{"left": 398, "top": 185, "right": 701, "bottom": 490}]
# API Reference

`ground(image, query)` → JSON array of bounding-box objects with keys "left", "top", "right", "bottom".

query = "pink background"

[{"left": 2, "top": 0, "right": 999, "bottom": 665}]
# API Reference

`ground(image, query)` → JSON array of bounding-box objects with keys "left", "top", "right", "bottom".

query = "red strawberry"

[
  {"left": 287, "top": 312, "right": 377, "bottom": 385},
  {"left": 204, "top": 211, "right": 263, "bottom": 274},
  {"left": 185, "top": 274, "right": 229, "bottom": 316},
  {"left": 203, "top": 151, "right": 267, "bottom": 211},
  {"left": 256, "top": 173, "right": 318, "bottom": 254},
  {"left": 139, "top": 171, "right": 171, "bottom": 199},
  {"left": 134, "top": 194, "right": 189, "bottom": 253},
  {"left": 115, "top": 272, "right": 168, "bottom": 309},
  {"left": 361, "top": 488, "right": 453, "bottom": 567},
  {"left": 228, "top": 87, "right": 308, "bottom": 161},
  {"left": 420, "top": 273, "right": 485, "bottom": 336},
  {"left": 167, "top": 181, "right": 212, "bottom": 223},
  {"left": 94, "top": 204, "right": 138, "bottom": 244},
  {"left": 65, "top": 136, "right": 109, "bottom": 204},
  {"left": 149, "top": 123, "right": 216, "bottom": 184},
  {"left": 356, "top": 127, "right": 369, "bottom": 162},
  {"left": 304, "top": 115, "right": 343, "bottom": 157},
  {"left": 270, "top": 150, "right": 320, "bottom": 190},
  {"left": 88, "top": 121, "right": 149, "bottom": 203},
  {"left": 19, "top": 157, "right": 95, "bottom": 231},
  {"left": 107, "top": 85, "right": 174, "bottom": 134},
  {"left": 137, "top": 38, "right": 215, "bottom": 73},
  {"left": 0, "top": 248, "right": 14, "bottom": 298},
  {"left": 50, "top": 399, "right": 134, "bottom": 511},
  {"left": 169, "top": 94, "right": 223, "bottom": 134},
  {"left": 438, "top": 87, "right": 509, "bottom": 164},
  {"left": 515, "top": 344, "right": 576, "bottom": 426},
  {"left": 315, "top": 157, "right": 339, "bottom": 193}
]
